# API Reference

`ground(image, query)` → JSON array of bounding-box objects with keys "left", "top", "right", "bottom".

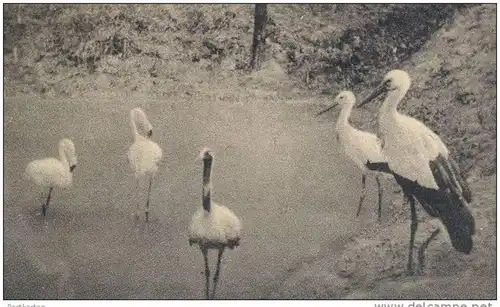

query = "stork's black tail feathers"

[
  {"left": 439, "top": 205, "right": 475, "bottom": 253},
  {"left": 448, "top": 157, "right": 473, "bottom": 202},
  {"left": 429, "top": 154, "right": 475, "bottom": 254}
]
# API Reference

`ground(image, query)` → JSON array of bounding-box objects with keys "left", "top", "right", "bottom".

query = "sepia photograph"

[{"left": 2, "top": 1, "right": 497, "bottom": 302}]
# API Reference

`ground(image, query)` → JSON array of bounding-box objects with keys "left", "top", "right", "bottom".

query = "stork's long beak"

[
  {"left": 316, "top": 103, "right": 338, "bottom": 117},
  {"left": 147, "top": 130, "right": 153, "bottom": 138},
  {"left": 356, "top": 82, "right": 388, "bottom": 109},
  {"left": 70, "top": 165, "right": 76, "bottom": 172}
]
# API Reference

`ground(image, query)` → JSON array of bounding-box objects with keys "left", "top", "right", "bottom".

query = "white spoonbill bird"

[
  {"left": 317, "top": 90, "right": 394, "bottom": 220},
  {"left": 357, "top": 69, "right": 474, "bottom": 275},
  {"left": 127, "top": 107, "right": 163, "bottom": 222},
  {"left": 189, "top": 148, "right": 242, "bottom": 299},
  {"left": 25, "top": 138, "right": 77, "bottom": 216}
]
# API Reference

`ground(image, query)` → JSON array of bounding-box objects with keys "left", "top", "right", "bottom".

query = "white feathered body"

[
  {"left": 189, "top": 202, "right": 242, "bottom": 245},
  {"left": 25, "top": 158, "right": 73, "bottom": 188},
  {"left": 337, "top": 124, "right": 386, "bottom": 171},
  {"left": 127, "top": 135, "right": 163, "bottom": 178},
  {"left": 379, "top": 112, "right": 448, "bottom": 190}
]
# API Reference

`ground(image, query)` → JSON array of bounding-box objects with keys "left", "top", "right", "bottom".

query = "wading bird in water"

[
  {"left": 357, "top": 69, "right": 474, "bottom": 275},
  {"left": 317, "top": 90, "right": 393, "bottom": 220},
  {"left": 25, "top": 138, "right": 77, "bottom": 216},
  {"left": 189, "top": 148, "right": 242, "bottom": 299},
  {"left": 127, "top": 107, "right": 163, "bottom": 222}
]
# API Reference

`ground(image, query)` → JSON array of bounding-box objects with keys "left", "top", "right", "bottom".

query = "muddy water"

[{"left": 4, "top": 94, "right": 377, "bottom": 299}]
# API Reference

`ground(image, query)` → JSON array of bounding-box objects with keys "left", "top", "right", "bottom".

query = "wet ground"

[{"left": 4, "top": 93, "right": 377, "bottom": 299}]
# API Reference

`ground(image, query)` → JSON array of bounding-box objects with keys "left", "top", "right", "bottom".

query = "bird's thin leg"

[
  {"left": 417, "top": 228, "right": 440, "bottom": 275},
  {"left": 36, "top": 191, "right": 44, "bottom": 215},
  {"left": 145, "top": 176, "right": 153, "bottom": 222},
  {"left": 376, "top": 175, "right": 382, "bottom": 221},
  {"left": 211, "top": 247, "right": 225, "bottom": 299},
  {"left": 407, "top": 195, "right": 418, "bottom": 275},
  {"left": 356, "top": 173, "right": 367, "bottom": 217},
  {"left": 201, "top": 248, "right": 210, "bottom": 300},
  {"left": 39, "top": 191, "right": 45, "bottom": 204},
  {"left": 42, "top": 187, "right": 53, "bottom": 217},
  {"left": 134, "top": 179, "right": 141, "bottom": 221}
]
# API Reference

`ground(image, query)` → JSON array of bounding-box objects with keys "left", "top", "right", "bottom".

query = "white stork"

[
  {"left": 25, "top": 138, "right": 77, "bottom": 216},
  {"left": 316, "top": 90, "right": 393, "bottom": 220},
  {"left": 356, "top": 69, "right": 474, "bottom": 275},
  {"left": 127, "top": 107, "right": 163, "bottom": 222},
  {"left": 189, "top": 148, "right": 242, "bottom": 299}
]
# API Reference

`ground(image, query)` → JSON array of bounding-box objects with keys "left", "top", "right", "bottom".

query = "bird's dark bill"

[
  {"left": 147, "top": 130, "right": 153, "bottom": 138},
  {"left": 316, "top": 103, "right": 338, "bottom": 117},
  {"left": 357, "top": 83, "right": 387, "bottom": 108},
  {"left": 70, "top": 165, "right": 76, "bottom": 172}
]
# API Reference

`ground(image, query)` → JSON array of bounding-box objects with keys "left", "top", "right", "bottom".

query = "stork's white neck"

[
  {"left": 130, "top": 110, "right": 139, "bottom": 141},
  {"left": 378, "top": 88, "right": 407, "bottom": 122},
  {"left": 377, "top": 89, "right": 407, "bottom": 139},
  {"left": 58, "top": 143, "right": 70, "bottom": 171},
  {"left": 336, "top": 103, "right": 354, "bottom": 130}
]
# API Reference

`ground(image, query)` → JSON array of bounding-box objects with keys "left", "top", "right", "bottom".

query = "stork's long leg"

[
  {"left": 133, "top": 179, "right": 141, "bottom": 221},
  {"left": 201, "top": 248, "right": 210, "bottom": 299},
  {"left": 376, "top": 175, "right": 382, "bottom": 221},
  {"left": 42, "top": 187, "right": 53, "bottom": 217},
  {"left": 356, "top": 174, "right": 367, "bottom": 217},
  {"left": 211, "top": 248, "right": 225, "bottom": 299},
  {"left": 417, "top": 228, "right": 440, "bottom": 275},
  {"left": 39, "top": 191, "right": 45, "bottom": 204},
  {"left": 407, "top": 195, "right": 418, "bottom": 275},
  {"left": 36, "top": 191, "right": 44, "bottom": 214},
  {"left": 145, "top": 176, "right": 153, "bottom": 222}
]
